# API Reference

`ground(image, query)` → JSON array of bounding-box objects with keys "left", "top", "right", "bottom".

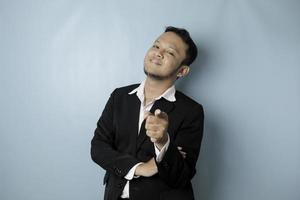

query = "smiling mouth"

[{"left": 150, "top": 59, "right": 162, "bottom": 65}]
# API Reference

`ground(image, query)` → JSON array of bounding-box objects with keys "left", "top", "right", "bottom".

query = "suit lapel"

[
  {"left": 136, "top": 98, "right": 175, "bottom": 151},
  {"left": 126, "top": 94, "right": 141, "bottom": 155}
]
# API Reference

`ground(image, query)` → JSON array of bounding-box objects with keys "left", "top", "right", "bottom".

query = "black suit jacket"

[{"left": 91, "top": 84, "right": 204, "bottom": 200}]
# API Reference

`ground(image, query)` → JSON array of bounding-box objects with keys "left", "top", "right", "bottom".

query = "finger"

[
  {"left": 144, "top": 111, "right": 152, "bottom": 120},
  {"left": 145, "top": 123, "right": 160, "bottom": 131},
  {"left": 146, "top": 115, "right": 156, "bottom": 124},
  {"left": 150, "top": 137, "right": 157, "bottom": 143},
  {"left": 146, "top": 130, "right": 159, "bottom": 143},
  {"left": 177, "top": 146, "right": 182, "bottom": 150},
  {"left": 145, "top": 116, "right": 157, "bottom": 126},
  {"left": 146, "top": 130, "right": 158, "bottom": 138},
  {"left": 180, "top": 152, "right": 186, "bottom": 159},
  {"left": 154, "top": 109, "right": 161, "bottom": 116},
  {"left": 179, "top": 150, "right": 186, "bottom": 157},
  {"left": 154, "top": 109, "right": 168, "bottom": 120}
]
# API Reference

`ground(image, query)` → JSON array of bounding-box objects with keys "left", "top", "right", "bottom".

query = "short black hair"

[{"left": 165, "top": 26, "right": 198, "bottom": 66}]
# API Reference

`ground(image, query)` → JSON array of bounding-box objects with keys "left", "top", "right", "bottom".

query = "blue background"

[{"left": 1, "top": 0, "right": 299, "bottom": 199}]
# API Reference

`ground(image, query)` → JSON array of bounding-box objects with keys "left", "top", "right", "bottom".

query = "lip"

[{"left": 150, "top": 58, "right": 162, "bottom": 65}]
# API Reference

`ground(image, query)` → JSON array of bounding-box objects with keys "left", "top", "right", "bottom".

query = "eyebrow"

[{"left": 155, "top": 40, "right": 179, "bottom": 54}]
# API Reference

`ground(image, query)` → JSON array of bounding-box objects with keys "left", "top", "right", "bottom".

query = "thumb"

[{"left": 144, "top": 111, "right": 152, "bottom": 120}]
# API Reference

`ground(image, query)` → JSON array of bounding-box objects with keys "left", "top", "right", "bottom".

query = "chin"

[
  {"left": 144, "top": 64, "right": 154, "bottom": 73},
  {"left": 144, "top": 68, "right": 168, "bottom": 81}
]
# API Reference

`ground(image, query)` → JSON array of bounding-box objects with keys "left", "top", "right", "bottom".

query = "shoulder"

[
  {"left": 110, "top": 83, "right": 139, "bottom": 97},
  {"left": 175, "top": 90, "right": 204, "bottom": 115}
]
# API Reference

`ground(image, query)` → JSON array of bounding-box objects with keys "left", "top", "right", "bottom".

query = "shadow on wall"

[
  {"left": 193, "top": 117, "right": 225, "bottom": 200},
  {"left": 177, "top": 45, "right": 225, "bottom": 200},
  {"left": 176, "top": 44, "right": 209, "bottom": 92}
]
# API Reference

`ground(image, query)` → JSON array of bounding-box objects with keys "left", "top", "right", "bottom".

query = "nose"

[{"left": 155, "top": 49, "right": 164, "bottom": 59}]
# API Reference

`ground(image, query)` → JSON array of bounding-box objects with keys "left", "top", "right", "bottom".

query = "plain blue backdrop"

[{"left": 1, "top": 0, "right": 299, "bottom": 199}]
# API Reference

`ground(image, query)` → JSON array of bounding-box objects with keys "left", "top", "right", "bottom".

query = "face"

[{"left": 144, "top": 32, "right": 188, "bottom": 80}]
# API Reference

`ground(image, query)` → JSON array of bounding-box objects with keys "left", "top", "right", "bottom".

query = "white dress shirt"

[{"left": 120, "top": 80, "right": 176, "bottom": 198}]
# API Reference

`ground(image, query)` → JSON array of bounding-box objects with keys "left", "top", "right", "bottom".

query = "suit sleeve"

[
  {"left": 156, "top": 104, "right": 204, "bottom": 188},
  {"left": 90, "top": 89, "right": 140, "bottom": 178}
]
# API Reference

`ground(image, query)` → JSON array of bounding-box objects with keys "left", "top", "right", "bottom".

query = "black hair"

[{"left": 164, "top": 26, "right": 198, "bottom": 66}]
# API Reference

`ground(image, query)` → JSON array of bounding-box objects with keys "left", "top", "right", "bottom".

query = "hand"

[
  {"left": 177, "top": 146, "right": 187, "bottom": 159},
  {"left": 134, "top": 157, "right": 158, "bottom": 177},
  {"left": 145, "top": 109, "right": 169, "bottom": 150}
]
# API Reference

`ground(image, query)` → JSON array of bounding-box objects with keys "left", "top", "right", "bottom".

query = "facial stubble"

[{"left": 143, "top": 64, "right": 181, "bottom": 81}]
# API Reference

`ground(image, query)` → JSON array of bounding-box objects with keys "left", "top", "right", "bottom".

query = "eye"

[
  {"left": 152, "top": 44, "right": 159, "bottom": 49},
  {"left": 168, "top": 51, "right": 175, "bottom": 56}
]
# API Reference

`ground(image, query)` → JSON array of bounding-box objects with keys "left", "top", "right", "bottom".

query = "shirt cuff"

[
  {"left": 124, "top": 162, "right": 143, "bottom": 180},
  {"left": 154, "top": 133, "right": 170, "bottom": 163}
]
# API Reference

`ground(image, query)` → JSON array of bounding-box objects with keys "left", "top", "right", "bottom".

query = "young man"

[{"left": 91, "top": 26, "right": 204, "bottom": 200}]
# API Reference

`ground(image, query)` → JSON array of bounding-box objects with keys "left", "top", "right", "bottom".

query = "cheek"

[
  {"left": 144, "top": 51, "right": 151, "bottom": 63},
  {"left": 144, "top": 50, "right": 153, "bottom": 61},
  {"left": 164, "top": 57, "right": 178, "bottom": 68},
  {"left": 147, "top": 48, "right": 156, "bottom": 55}
]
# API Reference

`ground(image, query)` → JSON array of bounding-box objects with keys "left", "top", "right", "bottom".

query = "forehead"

[{"left": 155, "top": 32, "right": 188, "bottom": 55}]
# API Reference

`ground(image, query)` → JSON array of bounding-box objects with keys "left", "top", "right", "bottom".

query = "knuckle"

[{"left": 146, "top": 130, "right": 151, "bottom": 136}]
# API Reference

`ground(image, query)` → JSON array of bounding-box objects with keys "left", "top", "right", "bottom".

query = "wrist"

[
  {"left": 155, "top": 132, "right": 168, "bottom": 150},
  {"left": 134, "top": 163, "right": 145, "bottom": 176}
]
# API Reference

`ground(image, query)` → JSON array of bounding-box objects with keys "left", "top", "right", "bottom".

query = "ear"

[{"left": 177, "top": 65, "right": 190, "bottom": 78}]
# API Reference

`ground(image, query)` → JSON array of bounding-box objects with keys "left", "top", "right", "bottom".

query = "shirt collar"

[{"left": 128, "top": 80, "right": 176, "bottom": 102}]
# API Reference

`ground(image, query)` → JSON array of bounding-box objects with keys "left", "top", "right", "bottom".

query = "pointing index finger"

[{"left": 154, "top": 109, "right": 168, "bottom": 119}]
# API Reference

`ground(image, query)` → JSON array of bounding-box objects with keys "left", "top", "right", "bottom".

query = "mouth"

[{"left": 150, "top": 58, "right": 162, "bottom": 65}]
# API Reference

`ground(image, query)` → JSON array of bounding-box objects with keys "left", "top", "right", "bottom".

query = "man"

[{"left": 91, "top": 26, "right": 204, "bottom": 200}]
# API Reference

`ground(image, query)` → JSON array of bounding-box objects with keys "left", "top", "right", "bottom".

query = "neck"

[{"left": 144, "top": 76, "right": 174, "bottom": 102}]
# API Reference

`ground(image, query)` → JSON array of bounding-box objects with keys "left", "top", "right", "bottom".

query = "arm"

[
  {"left": 90, "top": 89, "right": 140, "bottom": 178},
  {"left": 156, "top": 104, "right": 205, "bottom": 188},
  {"left": 133, "top": 136, "right": 170, "bottom": 177},
  {"left": 134, "top": 157, "right": 158, "bottom": 177}
]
